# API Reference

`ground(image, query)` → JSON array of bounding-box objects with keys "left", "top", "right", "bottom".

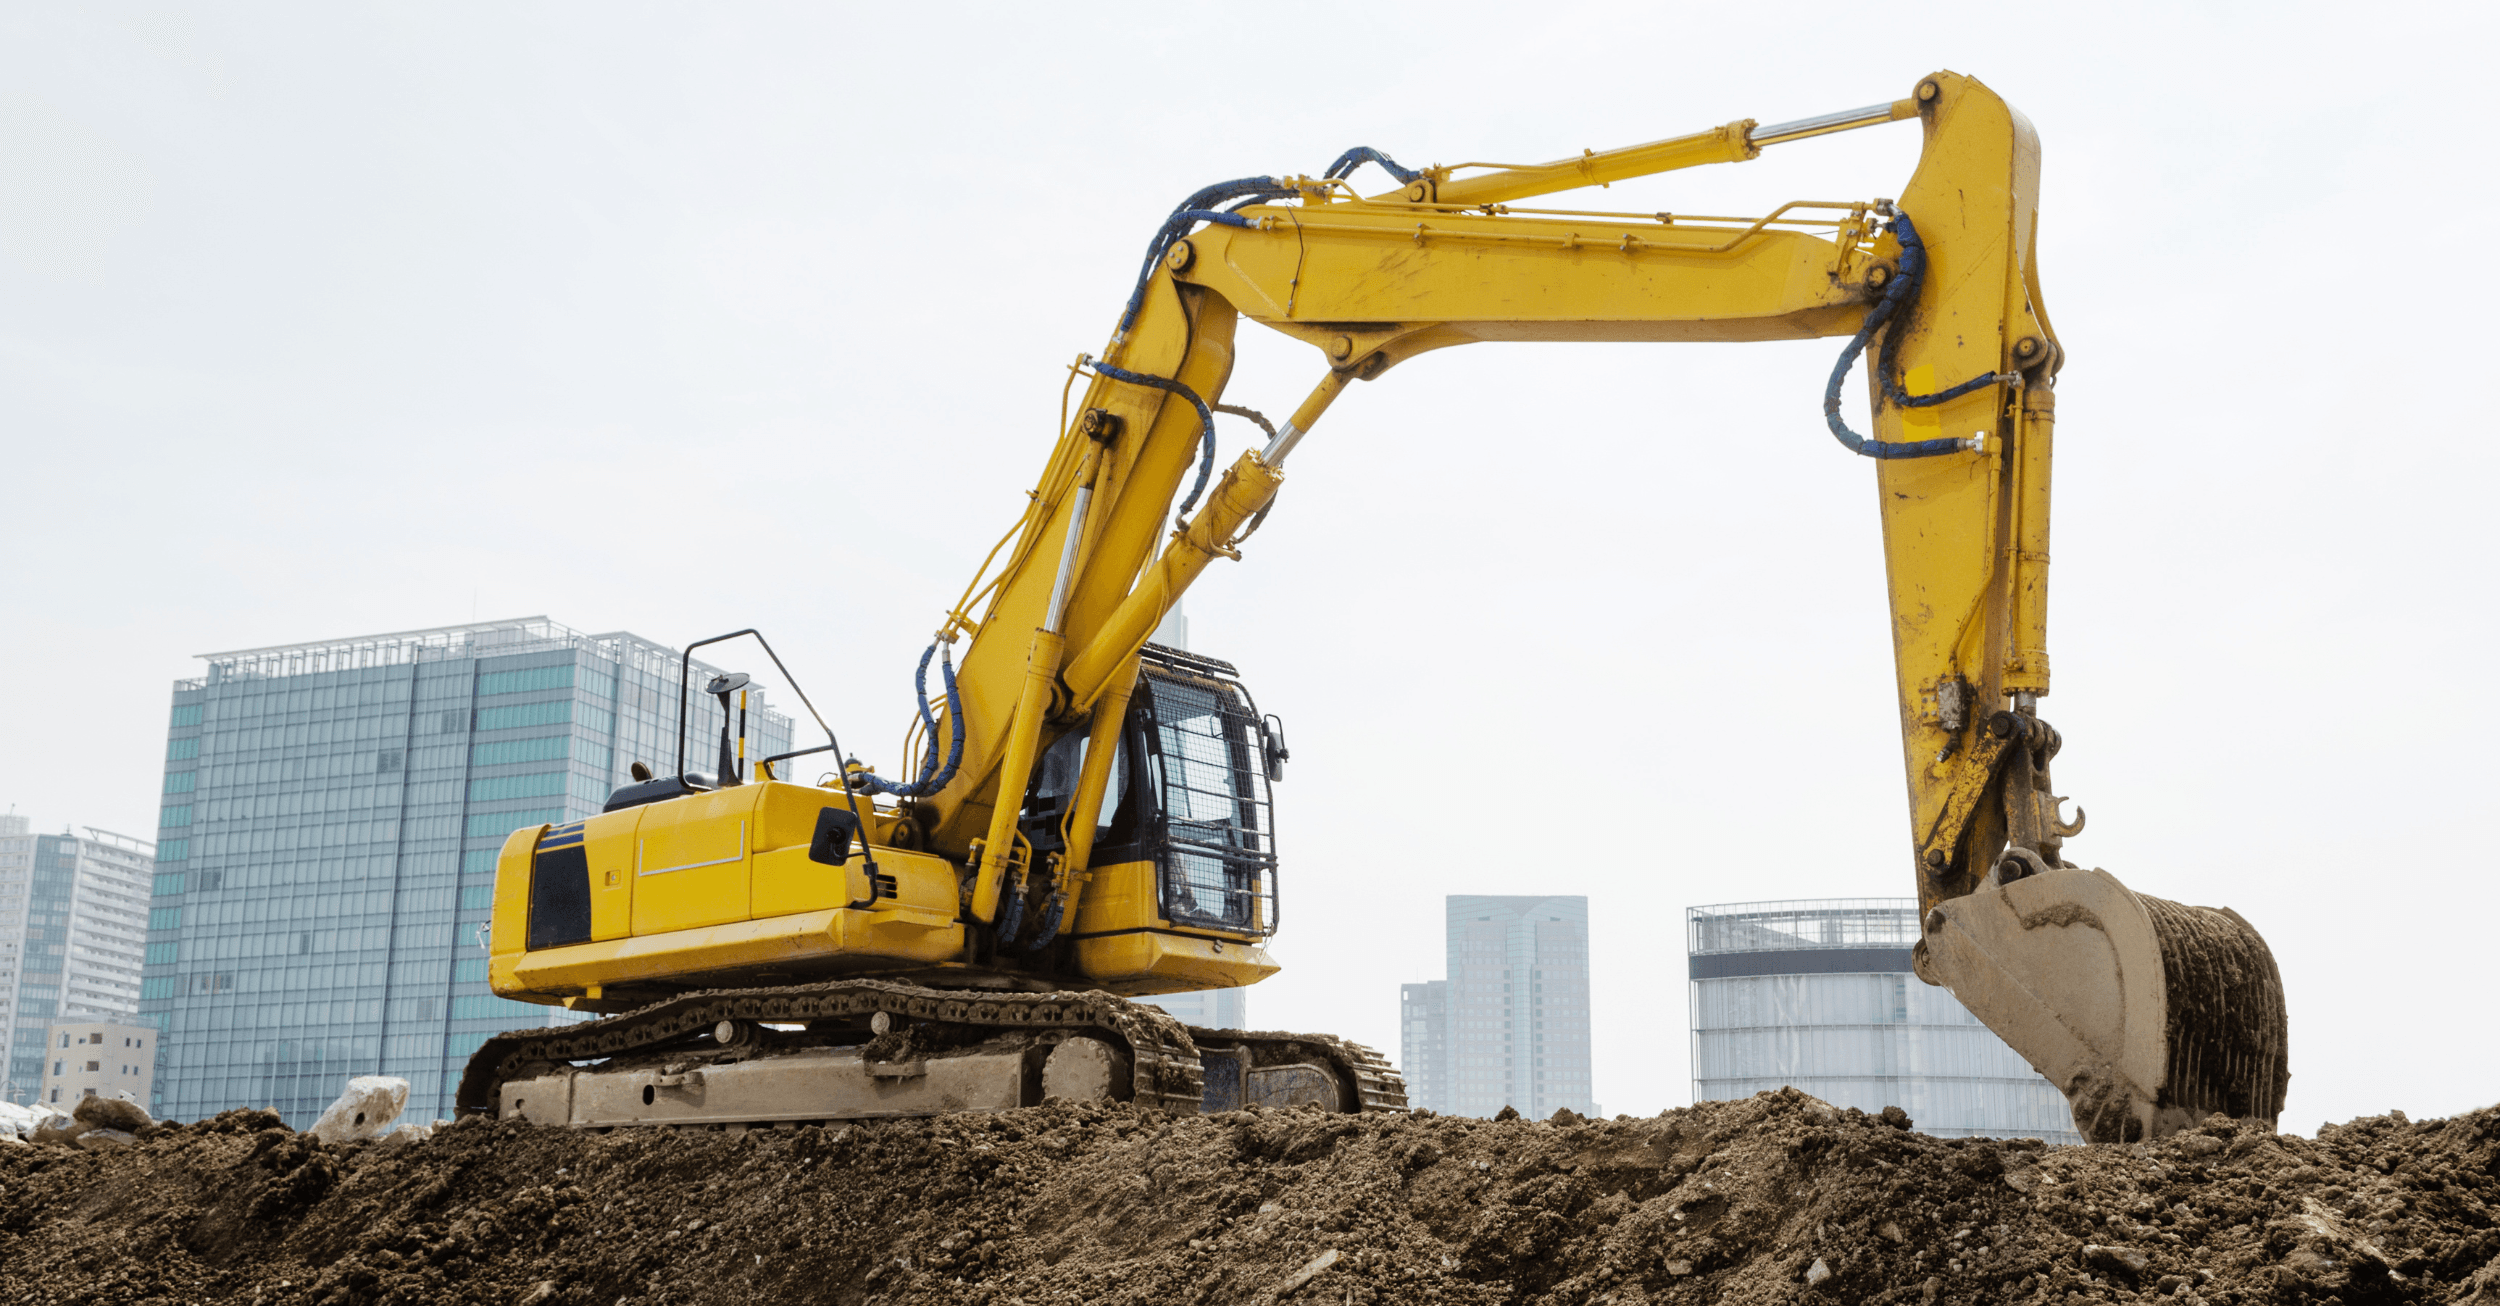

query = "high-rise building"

[
  {"left": 40, "top": 1020, "right": 158, "bottom": 1109},
  {"left": 0, "top": 815, "right": 151, "bottom": 1102},
  {"left": 144, "top": 617, "right": 792, "bottom": 1127},
  {"left": 1400, "top": 895, "right": 1597, "bottom": 1120},
  {"left": 1687, "top": 898, "right": 2082, "bottom": 1143},
  {"left": 1397, "top": 980, "right": 1448, "bottom": 1112}
]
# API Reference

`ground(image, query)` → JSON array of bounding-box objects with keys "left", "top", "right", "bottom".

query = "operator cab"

[{"left": 1026, "top": 643, "right": 1287, "bottom": 937}]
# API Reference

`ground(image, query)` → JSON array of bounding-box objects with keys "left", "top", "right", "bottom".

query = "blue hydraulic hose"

[
  {"left": 1114, "top": 148, "right": 1422, "bottom": 338},
  {"left": 850, "top": 641, "right": 965, "bottom": 799},
  {"left": 1086, "top": 357, "right": 1219, "bottom": 521},
  {"left": 1822, "top": 213, "right": 2012, "bottom": 460},
  {"left": 1322, "top": 147, "right": 1420, "bottom": 185},
  {"left": 1020, "top": 891, "right": 1066, "bottom": 952},
  {"left": 1115, "top": 176, "right": 1302, "bottom": 336},
  {"left": 996, "top": 883, "right": 1026, "bottom": 947}
]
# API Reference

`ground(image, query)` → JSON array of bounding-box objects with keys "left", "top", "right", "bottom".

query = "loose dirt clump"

[{"left": 1, "top": 1087, "right": 2495, "bottom": 1304}]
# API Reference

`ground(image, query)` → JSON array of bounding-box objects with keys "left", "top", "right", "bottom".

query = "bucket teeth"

[{"left": 2141, "top": 896, "right": 2288, "bottom": 1125}]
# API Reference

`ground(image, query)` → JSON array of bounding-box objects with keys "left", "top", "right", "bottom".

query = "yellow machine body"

[{"left": 488, "top": 781, "right": 1277, "bottom": 1007}]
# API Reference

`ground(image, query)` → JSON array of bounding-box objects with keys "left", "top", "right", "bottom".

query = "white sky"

[{"left": 1, "top": 3, "right": 2491, "bottom": 1136}]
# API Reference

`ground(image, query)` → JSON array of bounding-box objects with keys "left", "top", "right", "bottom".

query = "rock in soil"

[
  {"left": 1, "top": 1087, "right": 2495, "bottom": 1304},
  {"left": 72, "top": 1093, "right": 153, "bottom": 1133}
]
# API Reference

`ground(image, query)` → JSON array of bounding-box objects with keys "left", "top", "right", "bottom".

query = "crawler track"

[{"left": 456, "top": 978, "right": 1404, "bottom": 1120}]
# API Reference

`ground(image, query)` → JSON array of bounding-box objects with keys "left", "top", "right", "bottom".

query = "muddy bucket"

[{"left": 1922, "top": 867, "right": 2288, "bottom": 1144}]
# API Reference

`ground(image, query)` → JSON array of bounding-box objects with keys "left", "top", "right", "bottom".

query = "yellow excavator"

[{"left": 459, "top": 70, "right": 2287, "bottom": 1143}]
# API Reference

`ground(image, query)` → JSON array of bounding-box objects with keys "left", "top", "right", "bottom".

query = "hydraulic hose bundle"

[
  {"left": 1821, "top": 213, "right": 2014, "bottom": 460},
  {"left": 849, "top": 640, "right": 965, "bottom": 799},
  {"left": 1097, "top": 149, "right": 1423, "bottom": 525}
]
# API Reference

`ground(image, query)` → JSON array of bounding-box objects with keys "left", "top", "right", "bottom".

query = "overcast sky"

[{"left": 1, "top": 3, "right": 2491, "bottom": 1135}]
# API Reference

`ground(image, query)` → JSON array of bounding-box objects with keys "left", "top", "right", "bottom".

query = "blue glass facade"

[{"left": 143, "top": 618, "right": 791, "bottom": 1126}]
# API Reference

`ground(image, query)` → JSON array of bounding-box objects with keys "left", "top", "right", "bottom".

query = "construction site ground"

[{"left": 3, "top": 1087, "right": 2495, "bottom": 1306}]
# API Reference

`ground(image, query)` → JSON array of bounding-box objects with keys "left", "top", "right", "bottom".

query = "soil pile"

[{"left": 2, "top": 1088, "right": 2496, "bottom": 1305}]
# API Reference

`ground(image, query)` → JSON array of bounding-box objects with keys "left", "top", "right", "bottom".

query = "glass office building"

[
  {"left": 1397, "top": 980, "right": 1449, "bottom": 1112},
  {"left": 145, "top": 617, "right": 792, "bottom": 1126},
  {"left": 1402, "top": 895, "right": 1598, "bottom": 1120},
  {"left": 1688, "top": 899, "right": 2082, "bottom": 1143},
  {"left": 0, "top": 816, "right": 152, "bottom": 1101}
]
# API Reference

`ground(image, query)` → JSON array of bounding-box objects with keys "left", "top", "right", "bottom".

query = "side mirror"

[
  {"left": 1260, "top": 714, "right": 1290, "bottom": 783},
  {"left": 809, "top": 807, "right": 861, "bottom": 866}
]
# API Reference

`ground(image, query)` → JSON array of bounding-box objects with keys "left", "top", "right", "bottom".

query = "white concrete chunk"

[{"left": 310, "top": 1075, "right": 409, "bottom": 1144}]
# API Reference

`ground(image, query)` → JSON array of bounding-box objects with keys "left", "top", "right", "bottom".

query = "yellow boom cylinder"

[
  {"left": 970, "top": 628, "right": 1066, "bottom": 923},
  {"left": 1062, "top": 450, "right": 1282, "bottom": 713}
]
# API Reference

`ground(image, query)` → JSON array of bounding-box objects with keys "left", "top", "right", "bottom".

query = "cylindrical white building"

[{"left": 1688, "top": 898, "right": 2081, "bottom": 1144}]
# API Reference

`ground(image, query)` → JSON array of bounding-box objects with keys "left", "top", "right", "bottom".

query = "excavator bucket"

[{"left": 1923, "top": 867, "right": 2288, "bottom": 1144}]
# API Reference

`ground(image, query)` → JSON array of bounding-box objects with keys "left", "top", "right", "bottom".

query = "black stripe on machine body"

[
  {"left": 528, "top": 843, "right": 593, "bottom": 950},
  {"left": 1688, "top": 947, "right": 1915, "bottom": 980}
]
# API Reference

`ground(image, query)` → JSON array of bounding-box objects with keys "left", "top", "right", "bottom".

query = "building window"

[
  {"left": 156, "top": 839, "right": 189, "bottom": 863},
  {"left": 478, "top": 665, "right": 575, "bottom": 697},
  {"left": 167, "top": 738, "right": 200, "bottom": 761},
  {"left": 476, "top": 701, "right": 572, "bottom": 732},
  {"left": 468, "top": 771, "right": 568, "bottom": 803},
  {"left": 169, "top": 705, "right": 202, "bottom": 727},
  {"left": 152, "top": 874, "right": 186, "bottom": 898},
  {"left": 149, "top": 907, "right": 183, "bottom": 931},
  {"left": 467, "top": 809, "right": 562, "bottom": 839},
  {"left": 472, "top": 736, "right": 570, "bottom": 768},
  {"left": 163, "top": 772, "right": 196, "bottom": 795},
  {"left": 159, "top": 806, "right": 193, "bottom": 829}
]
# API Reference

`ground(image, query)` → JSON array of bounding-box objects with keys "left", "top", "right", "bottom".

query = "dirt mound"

[{"left": 2, "top": 1089, "right": 2496, "bottom": 1305}]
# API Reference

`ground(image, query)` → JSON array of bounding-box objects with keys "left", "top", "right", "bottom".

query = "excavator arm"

[{"left": 911, "top": 69, "right": 2285, "bottom": 1141}]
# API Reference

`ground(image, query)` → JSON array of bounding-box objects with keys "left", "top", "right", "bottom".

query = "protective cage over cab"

[{"left": 1054, "top": 644, "right": 1287, "bottom": 987}]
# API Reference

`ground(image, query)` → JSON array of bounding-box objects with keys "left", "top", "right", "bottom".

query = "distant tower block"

[
  {"left": 1403, "top": 896, "right": 1597, "bottom": 1120},
  {"left": 1687, "top": 899, "right": 2081, "bottom": 1144}
]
